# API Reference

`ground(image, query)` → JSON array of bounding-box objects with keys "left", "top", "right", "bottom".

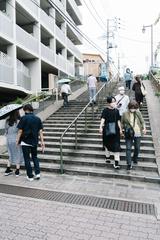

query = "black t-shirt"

[
  {"left": 17, "top": 113, "right": 43, "bottom": 146},
  {"left": 101, "top": 108, "right": 120, "bottom": 126}
]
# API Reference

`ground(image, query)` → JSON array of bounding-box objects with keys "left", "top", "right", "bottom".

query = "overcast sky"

[{"left": 79, "top": 0, "right": 160, "bottom": 74}]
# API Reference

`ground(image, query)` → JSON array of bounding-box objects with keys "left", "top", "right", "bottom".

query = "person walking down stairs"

[
  {"left": 99, "top": 96, "right": 123, "bottom": 169},
  {"left": 121, "top": 100, "right": 146, "bottom": 171}
]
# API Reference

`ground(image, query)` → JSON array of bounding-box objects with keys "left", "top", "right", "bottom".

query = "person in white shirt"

[
  {"left": 61, "top": 82, "right": 72, "bottom": 107},
  {"left": 87, "top": 74, "right": 97, "bottom": 104},
  {"left": 115, "top": 86, "right": 130, "bottom": 117}
]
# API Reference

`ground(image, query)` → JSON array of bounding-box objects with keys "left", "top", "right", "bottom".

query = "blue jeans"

[
  {"left": 125, "top": 137, "right": 141, "bottom": 166},
  {"left": 126, "top": 80, "right": 131, "bottom": 89},
  {"left": 22, "top": 146, "right": 40, "bottom": 178},
  {"left": 89, "top": 87, "right": 96, "bottom": 102}
]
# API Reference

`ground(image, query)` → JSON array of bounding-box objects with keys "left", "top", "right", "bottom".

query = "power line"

[
  {"left": 84, "top": 0, "right": 106, "bottom": 29},
  {"left": 81, "top": 0, "right": 106, "bottom": 32},
  {"left": 48, "top": 0, "right": 107, "bottom": 55}
]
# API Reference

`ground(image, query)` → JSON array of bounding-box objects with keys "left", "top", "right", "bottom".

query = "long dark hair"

[{"left": 7, "top": 110, "right": 20, "bottom": 126}]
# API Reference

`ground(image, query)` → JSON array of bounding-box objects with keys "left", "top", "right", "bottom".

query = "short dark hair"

[
  {"left": 107, "top": 96, "right": 116, "bottom": 104},
  {"left": 23, "top": 104, "right": 33, "bottom": 112},
  {"left": 128, "top": 100, "right": 139, "bottom": 109}
]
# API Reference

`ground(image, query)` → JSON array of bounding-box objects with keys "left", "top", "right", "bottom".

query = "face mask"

[
  {"left": 110, "top": 102, "right": 116, "bottom": 108},
  {"left": 130, "top": 109, "right": 136, "bottom": 113},
  {"left": 119, "top": 90, "right": 125, "bottom": 95}
]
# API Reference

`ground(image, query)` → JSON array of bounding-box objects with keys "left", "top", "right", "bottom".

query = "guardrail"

[
  {"left": 59, "top": 74, "right": 119, "bottom": 174},
  {"left": 149, "top": 71, "right": 160, "bottom": 92}
]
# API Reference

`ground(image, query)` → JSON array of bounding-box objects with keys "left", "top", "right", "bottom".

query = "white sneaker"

[
  {"left": 34, "top": 174, "right": 40, "bottom": 180},
  {"left": 27, "top": 176, "right": 34, "bottom": 181}
]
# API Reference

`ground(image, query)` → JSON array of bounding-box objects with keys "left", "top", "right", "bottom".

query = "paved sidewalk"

[{"left": 0, "top": 192, "right": 160, "bottom": 240}]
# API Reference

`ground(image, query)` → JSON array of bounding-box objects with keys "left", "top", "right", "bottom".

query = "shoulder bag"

[
  {"left": 140, "top": 83, "right": 147, "bottom": 96},
  {"left": 124, "top": 113, "right": 136, "bottom": 139}
]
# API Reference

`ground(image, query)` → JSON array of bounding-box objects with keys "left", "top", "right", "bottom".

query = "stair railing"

[{"left": 59, "top": 74, "right": 119, "bottom": 174}]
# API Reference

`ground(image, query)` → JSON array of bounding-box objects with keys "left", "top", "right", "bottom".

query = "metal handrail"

[
  {"left": 149, "top": 71, "right": 160, "bottom": 92},
  {"left": 59, "top": 73, "right": 119, "bottom": 174}
]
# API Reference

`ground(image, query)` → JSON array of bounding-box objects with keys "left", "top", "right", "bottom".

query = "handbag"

[
  {"left": 106, "top": 122, "right": 116, "bottom": 136},
  {"left": 124, "top": 127, "right": 135, "bottom": 139},
  {"left": 140, "top": 83, "right": 147, "bottom": 96}
]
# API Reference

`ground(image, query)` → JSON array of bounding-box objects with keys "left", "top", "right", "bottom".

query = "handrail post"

[
  {"left": 92, "top": 102, "right": 94, "bottom": 120},
  {"left": 75, "top": 120, "right": 78, "bottom": 149},
  {"left": 55, "top": 88, "right": 58, "bottom": 102},
  {"left": 60, "top": 139, "right": 64, "bottom": 174},
  {"left": 43, "top": 93, "right": 45, "bottom": 111},
  {"left": 85, "top": 108, "right": 87, "bottom": 132}
]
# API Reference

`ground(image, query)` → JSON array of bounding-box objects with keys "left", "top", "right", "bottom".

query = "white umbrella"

[
  {"left": 58, "top": 79, "right": 71, "bottom": 84},
  {"left": 0, "top": 104, "right": 22, "bottom": 120}
]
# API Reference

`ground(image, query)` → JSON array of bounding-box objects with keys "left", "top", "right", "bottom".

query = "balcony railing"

[
  {"left": 56, "top": 54, "right": 66, "bottom": 71},
  {"left": 0, "top": 11, "right": 13, "bottom": 39},
  {"left": 16, "top": 0, "right": 39, "bottom": 19},
  {"left": 55, "top": 0, "right": 65, "bottom": 12},
  {"left": 68, "top": 0, "right": 82, "bottom": 24},
  {"left": 55, "top": 25, "right": 66, "bottom": 43},
  {"left": 40, "top": 9, "right": 54, "bottom": 34},
  {"left": 67, "top": 38, "right": 82, "bottom": 60},
  {"left": 0, "top": 51, "right": 13, "bottom": 84},
  {"left": 17, "top": 59, "right": 31, "bottom": 90},
  {"left": 16, "top": 25, "right": 39, "bottom": 54},
  {"left": 41, "top": 43, "right": 55, "bottom": 64}
]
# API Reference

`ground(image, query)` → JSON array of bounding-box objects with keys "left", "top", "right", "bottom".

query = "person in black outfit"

[
  {"left": 16, "top": 104, "right": 45, "bottom": 181},
  {"left": 132, "top": 75, "right": 144, "bottom": 106},
  {"left": 99, "top": 96, "right": 123, "bottom": 169}
]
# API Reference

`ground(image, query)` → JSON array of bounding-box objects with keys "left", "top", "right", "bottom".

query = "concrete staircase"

[{"left": 0, "top": 88, "right": 159, "bottom": 183}]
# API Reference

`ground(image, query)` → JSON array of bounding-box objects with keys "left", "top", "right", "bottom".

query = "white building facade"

[{"left": 0, "top": 0, "right": 82, "bottom": 95}]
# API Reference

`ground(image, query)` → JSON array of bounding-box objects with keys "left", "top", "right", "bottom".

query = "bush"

[
  {"left": 14, "top": 97, "right": 23, "bottom": 104},
  {"left": 155, "top": 92, "right": 160, "bottom": 97}
]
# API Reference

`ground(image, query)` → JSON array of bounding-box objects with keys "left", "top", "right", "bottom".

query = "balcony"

[
  {"left": 17, "top": 59, "right": 31, "bottom": 90},
  {"left": 0, "top": 11, "right": 13, "bottom": 39},
  {"left": 41, "top": 43, "right": 55, "bottom": 65},
  {"left": 0, "top": 51, "right": 13, "bottom": 84},
  {"left": 40, "top": 9, "right": 54, "bottom": 34},
  {"left": 55, "top": 25, "right": 66, "bottom": 43},
  {"left": 67, "top": 61, "right": 75, "bottom": 76},
  {"left": 56, "top": 54, "right": 66, "bottom": 71},
  {"left": 67, "top": 0, "right": 82, "bottom": 25},
  {"left": 55, "top": 0, "right": 65, "bottom": 12},
  {"left": 16, "top": 0, "right": 39, "bottom": 19},
  {"left": 16, "top": 25, "right": 39, "bottom": 55},
  {"left": 67, "top": 38, "right": 82, "bottom": 60}
]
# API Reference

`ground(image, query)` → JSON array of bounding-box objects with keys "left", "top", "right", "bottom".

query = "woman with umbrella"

[{"left": 0, "top": 104, "right": 24, "bottom": 176}]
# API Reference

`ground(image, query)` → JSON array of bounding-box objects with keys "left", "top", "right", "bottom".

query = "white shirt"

[
  {"left": 87, "top": 75, "right": 97, "bottom": 88},
  {"left": 115, "top": 94, "right": 130, "bottom": 116},
  {"left": 61, "top": 84, "right": 71, "bottom": 94}
]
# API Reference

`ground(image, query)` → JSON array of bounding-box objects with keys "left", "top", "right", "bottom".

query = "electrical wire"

[{"left": 82, "top": 0, "right": 106, "bottom": 31}]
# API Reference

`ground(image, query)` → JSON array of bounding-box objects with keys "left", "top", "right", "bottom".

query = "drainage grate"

[{"left": 0, "top": 184, "right": 155, "bottom": 216}]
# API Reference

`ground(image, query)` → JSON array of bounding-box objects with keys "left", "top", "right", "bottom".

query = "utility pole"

[{"left": 106, "top": 19, "right": 110, "bottom": 80}]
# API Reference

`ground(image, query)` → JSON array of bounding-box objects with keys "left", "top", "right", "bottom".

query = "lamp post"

[{"left": 142, "top": 24, "right": 153, "bottom": 67}]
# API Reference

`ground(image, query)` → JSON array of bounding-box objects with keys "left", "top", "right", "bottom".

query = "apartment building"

[
  {"left": 82, "top": 53, "right": 105, "bottom": 78},
  {"left": 0, "top": 0, "right": 82, "bottom": 98}
]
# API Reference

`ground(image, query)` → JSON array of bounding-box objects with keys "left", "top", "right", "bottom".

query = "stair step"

[
  {"left": 38, "top": 147, "right": 156, "bottom": 161},
  {"left": 40, "top": 141, "right": 155, "bottom": 154},
  {"left": 43, "top": 132, "right": 153, "bottom": 140},
  {"left": 43, "top": 136, "right": 154, "bottom": 147}
]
